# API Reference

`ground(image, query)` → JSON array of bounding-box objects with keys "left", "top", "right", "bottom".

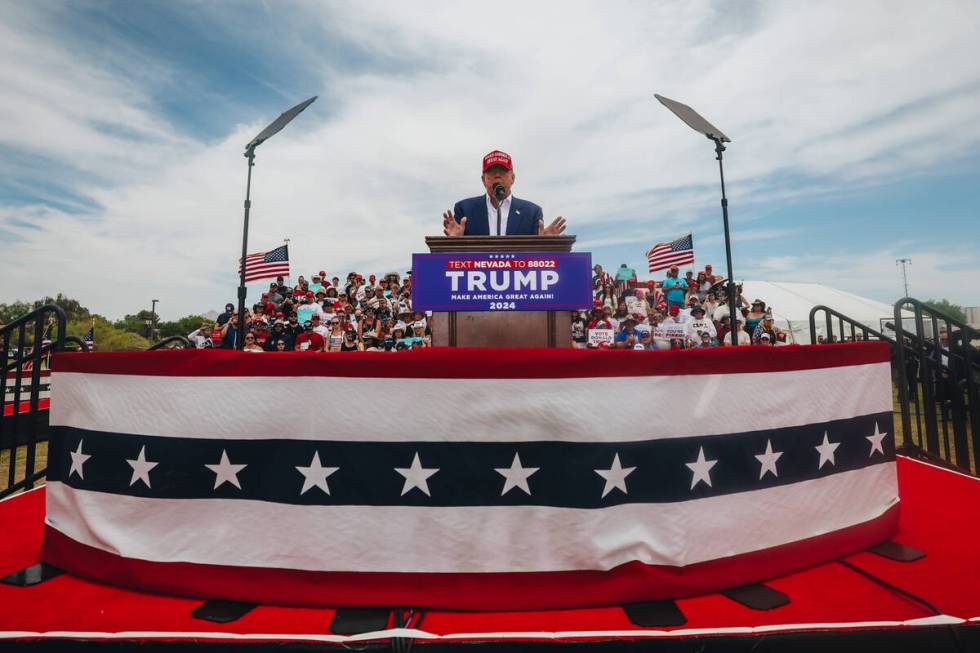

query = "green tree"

[
  {"left": 67, "top": 317, "right": 150, "bottom": 351},
  {"left": 31, "top": 294, "right": 91, "bottom": 323},
  {"left": 923, "top": 299, "right": 966, "bottom": 322},
  {"left": 114, "top": 311, "right": 158, "bottom": 338},
  {"left": 158, "top": 315, "right": 209, "bottom": 339},
  {"left": 1, "top": 295, "right": 154, "bottom": 351},
  {"left": 0, "top": 300, "right": 34, "bottom": 324}
]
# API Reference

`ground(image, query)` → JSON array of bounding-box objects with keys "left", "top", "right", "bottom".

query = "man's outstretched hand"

[
  {"left": 443, "top": 210, "right": 466, "bottom": 237},
  {"left": 538, "top": 216, "right": 567, "bottom": 236}
]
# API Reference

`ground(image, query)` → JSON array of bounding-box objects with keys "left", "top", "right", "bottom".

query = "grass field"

[{"left": 0, "top": 441, "right": 47, "bottom": 494}]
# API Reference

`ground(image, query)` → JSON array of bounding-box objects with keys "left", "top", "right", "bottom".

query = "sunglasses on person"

[
  {"left": 245, "top": 336, "right": 255, "bottom": 341},
  {"left": 331, "top": 321, "right": 340, "bottom": 326}
]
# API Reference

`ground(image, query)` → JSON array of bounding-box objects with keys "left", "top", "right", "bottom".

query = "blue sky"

[{"left": 1, "top": 0, "right": 979, "bottom": 319}]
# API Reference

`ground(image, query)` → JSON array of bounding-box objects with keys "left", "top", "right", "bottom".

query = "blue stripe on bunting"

[{"left": 47, "top": 412, "right": 894, "bottom": 509}]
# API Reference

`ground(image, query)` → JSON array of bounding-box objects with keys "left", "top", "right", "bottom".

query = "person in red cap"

[{"left": 441, "top": 150, "right": 566, "bottom": 236}]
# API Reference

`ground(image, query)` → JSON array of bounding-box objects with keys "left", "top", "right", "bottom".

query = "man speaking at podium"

[{"left": 442, "top": 150, "right": 567, "bottom": 236}]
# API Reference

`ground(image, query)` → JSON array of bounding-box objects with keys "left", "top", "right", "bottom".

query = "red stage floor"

[{"left": 0, "top": 455, "right": 978, "bottom": 647}]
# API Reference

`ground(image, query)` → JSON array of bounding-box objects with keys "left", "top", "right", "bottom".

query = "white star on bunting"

[
  {"left": 815, "top": 432, "right": 840, "bottom": 469},
  {"left": 295, "top": 451, "right": 339, "bottom": 495},
  {"left": 68, "top": 440, "right": 91, "bottom": 480},
  {"left": 205, "top": 449, "right": 247, "bottom": 490},
  {"left": 594, "top": 453, "right": 636, "bottom": 498},
  {"left": 867, "top": 424, "right": 888, "bottom": 457},
  {"left": 754, "top": 439, "right": 783, "bottom": 480},
  {"left": 395, "top": 452, "right": 439, "bottom": 496},
  {"left": 686, "top": 446, "right": 717, "bottom": 490},
  {"left": 495, "top": 453, "right": 539, "bottom": 496},
  {"left": 125, "top": 445, "right": 158, "bottom": 488}
]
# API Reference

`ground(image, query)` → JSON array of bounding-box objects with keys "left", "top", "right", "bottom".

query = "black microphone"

[{"left": 492, "top": 183, "right": 505, "bottom": 235}]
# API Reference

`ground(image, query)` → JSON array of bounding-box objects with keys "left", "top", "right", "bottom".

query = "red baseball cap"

[
  {"left": 306, "top": 291, "right": 314, "bottom": 298},
  {"left": 646, "top": 280, "right": 656, "bottom": 288},
  {"left": 669, "top": 305, "right": 680, "bottom": 315},
  {"left": 318, "top": 270, "right": 326, "bottom": 277},
  {"left": 482, "top": 150, "right": 513, "bottom": 172}
]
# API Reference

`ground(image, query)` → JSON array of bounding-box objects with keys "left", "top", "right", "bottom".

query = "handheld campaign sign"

[
  {"left": 411, "top": 252, "right": 592, "bottom": 311},
  {"left": 588, "top": 328, "right": 615, "bottom": 347}
]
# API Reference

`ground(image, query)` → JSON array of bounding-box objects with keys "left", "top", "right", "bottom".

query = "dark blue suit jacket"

[{"left": 453, "top": 195, "right": 544, "bottom": 236}]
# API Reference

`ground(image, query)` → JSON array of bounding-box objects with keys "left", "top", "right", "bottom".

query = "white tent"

[{"left": 737, "top": 281, "right": 902, "bottom": 344}]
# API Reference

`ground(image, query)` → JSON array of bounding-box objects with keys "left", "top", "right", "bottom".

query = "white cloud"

[
  {"left": 1, "top": 1, "right": 979, "bottom": 318},
  {"left": 754, "top": 245, "right": 980, "bottom": 307}
]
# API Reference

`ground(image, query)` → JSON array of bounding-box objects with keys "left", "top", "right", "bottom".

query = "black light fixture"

[
  {"left": 236, "top": 96, "right": 317, "bottom": 348},
  {"left": 654, "top": 94, "right": 740, "bottom": 345}
]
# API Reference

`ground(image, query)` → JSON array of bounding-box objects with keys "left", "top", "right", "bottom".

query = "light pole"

[
  {"left": 236, "top": 96, "right": 317, "bottom": 349},
  {"left": 150, "top": 299, "right": 159, "bottom": 342},
  {"left": 654, "top": 94, "right": 739, "bottom": 345},
  {"left": 896, "top": 258, "right": 911, "bottom": 298}
]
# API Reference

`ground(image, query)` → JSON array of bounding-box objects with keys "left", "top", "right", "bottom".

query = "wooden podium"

[{"left": 425, "top": 235, "right": 577, "bottom": 348}]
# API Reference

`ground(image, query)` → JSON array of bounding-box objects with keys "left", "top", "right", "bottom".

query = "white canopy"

[{"left": 737, "top": 281, "right": 902, "bottom": 344}]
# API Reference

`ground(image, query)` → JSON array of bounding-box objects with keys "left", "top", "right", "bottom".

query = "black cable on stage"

[
  {"left": 837, "top": 559, "right": 941, "bottom": 615},
  {"left": 837, "top": 559, "right": 965, "bottom": 652}
]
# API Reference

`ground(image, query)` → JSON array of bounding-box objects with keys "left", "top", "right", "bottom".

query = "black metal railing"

[
  {"left": 1, "top": 304, "right": 66, "bottom": 498},
  {"left": 808, "top": 305, "right": 891, "bottom": 344},
  {"left": 810, "top": 299, "right": 979, "bottom": 477},
  {"left": 148, "top": 335, "right": 191, "bottom": 350},
  {"left": 893, "top": 298, "right": 979, "bottom": 474}
]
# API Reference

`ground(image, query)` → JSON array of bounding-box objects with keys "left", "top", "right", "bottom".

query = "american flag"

[
  {"left": 646, "top": 233, "right": 694, "bottom": 272},
  {"left": 42, "top": 344, "right": 897, "bottom": 611},
  {"left": 83, "top": 326, "right": 94, "bottom": 351},
  {"left": 239, "top": 244, "right": 290, "bottom": 283}
]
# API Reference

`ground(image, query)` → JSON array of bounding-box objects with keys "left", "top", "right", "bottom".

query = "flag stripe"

[
  {"left": 50, "top": 342, "right": 891, "bottom": 378},
  {"left": 647, "top": 233, "right": 695, "bottom": 272},
  {"left": 44, "top": 463, "right": 897, "bottom": 574},
  {"left": 239, "top": 244, "right": 289, "bottom": 283},
  {"left": 51, "top": 363, "right": 891, "bottom": 443},
  {"left": 46, "top": 413, "right": 893, "bottom": 506},
  {"left": 41, "top": 503, "right": 898, "bottom": 610}
]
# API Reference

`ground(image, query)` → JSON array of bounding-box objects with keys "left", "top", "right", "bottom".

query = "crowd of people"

[
  {"left": 186, "top": 263, "right": 786, "bottom": 352},
  {"left": 188, "top": 271, "right": 428, "bottom": 352},
  {"left": 574, "top": 263, "right": 787, "bottom": 350}
]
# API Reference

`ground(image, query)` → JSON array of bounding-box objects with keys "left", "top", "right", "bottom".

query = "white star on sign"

[
  {"left": 815, "top": 432, "right": 840, "bottom": 469},
  {"left": 595, "top": 453, "right": 636, "bottom": 498},
  {"left": 125, "top": 445, "right": 158, "bottom": 488},
  {"left": 686, "top": 446, "right": 717, "bottom": 489},
  {"left": 295, "top": 451, "right": 339, "bottom": 495},
  {"left": 754, "top": 439, "right": 783, "bottom": 480},
  {"left": 867, "top": 423, "right": 888, "bottom": 457},
  {"left": 395, "top": 452, "right": 439, "bottom": 496},
  {"left": 495, "top": 453, "right": 539, "bottom": 496},
  {"left": 205, "top": 449, "right": 247, "bottom": 490},
  {"left": 68, "top": 440, "right": 91, "bottom": 480}
]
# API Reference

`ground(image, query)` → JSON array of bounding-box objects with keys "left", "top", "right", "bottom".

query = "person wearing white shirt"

[{"left": 686, "top": 306, "right": 717, "bottom": 342}]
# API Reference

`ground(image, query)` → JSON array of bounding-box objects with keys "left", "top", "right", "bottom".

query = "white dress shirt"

[{"left": 485, "top": 194, "right": 512, "bottom": 236}]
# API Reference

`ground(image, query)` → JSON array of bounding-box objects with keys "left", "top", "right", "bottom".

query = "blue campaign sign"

[{"left": 412, "top": 252, "right": 593, "bottom": 311}]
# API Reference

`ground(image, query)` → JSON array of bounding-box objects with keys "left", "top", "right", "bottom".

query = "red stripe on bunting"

[
  {"left": 2, "top": 398, "right": 50, "bottom": 417},
  {"left": 40, "top": 505, "right": 898, "bottom": 610},
  {"left": 51, "top": 342, "right": 890, "bottom": 379}
]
